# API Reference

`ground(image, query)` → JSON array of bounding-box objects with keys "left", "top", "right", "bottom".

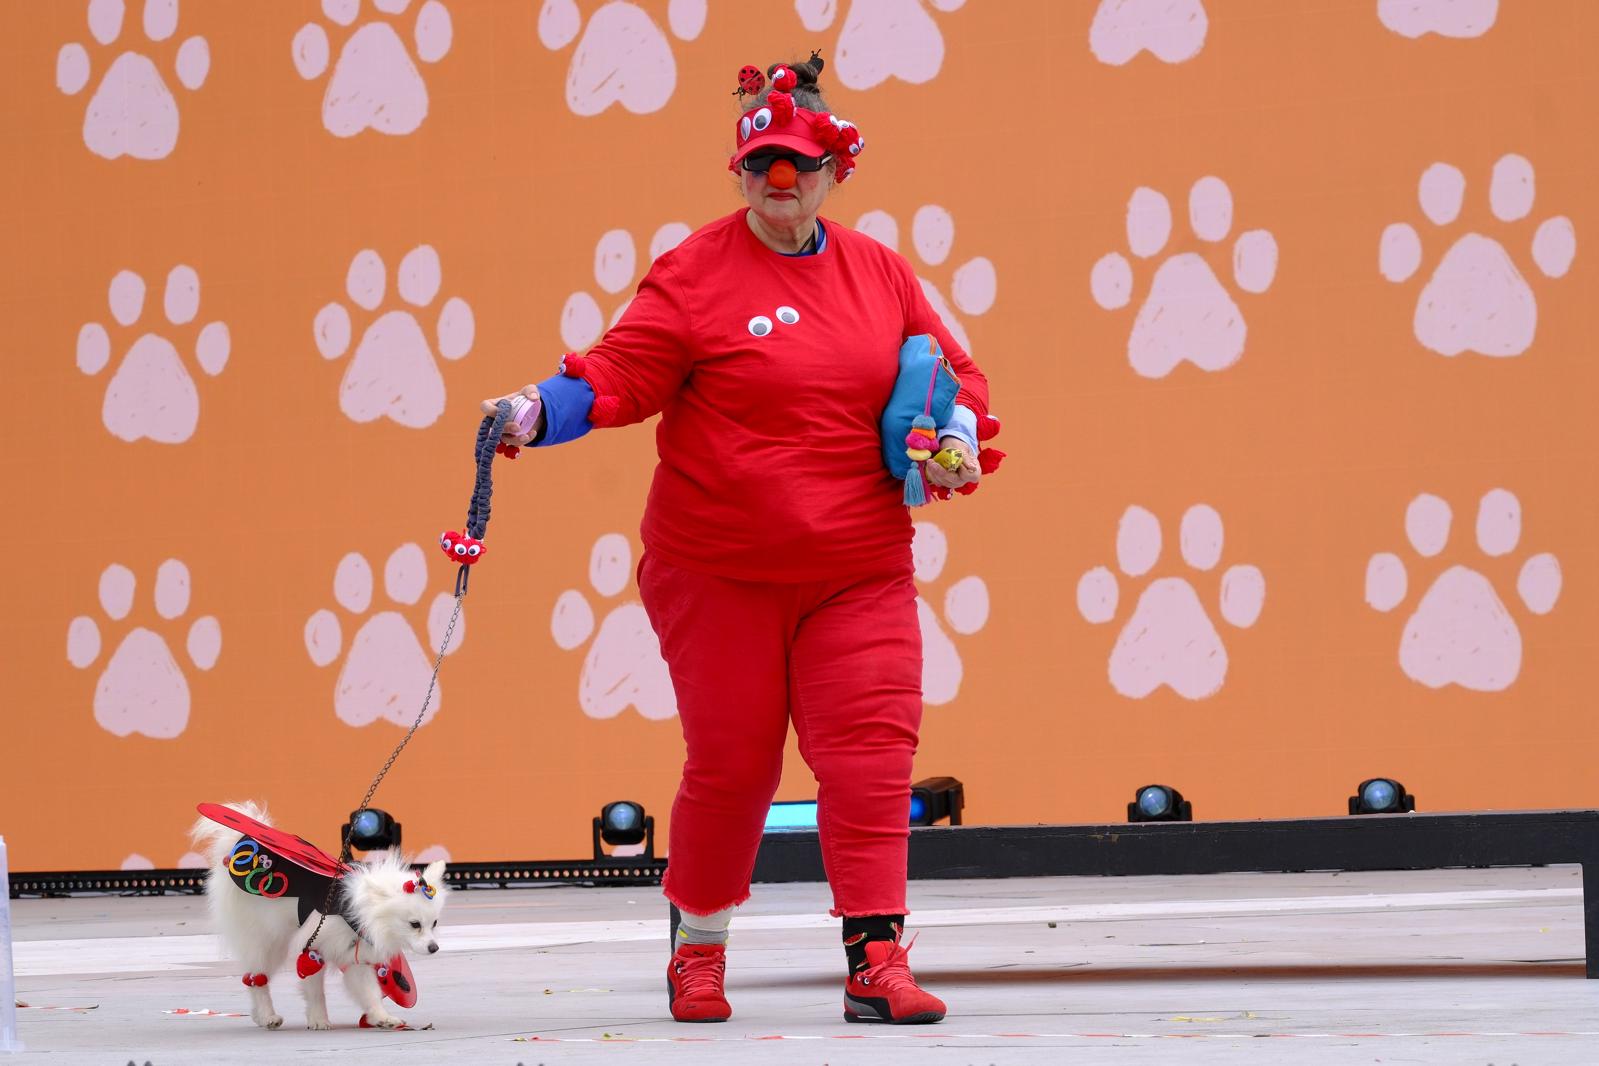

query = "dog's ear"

[{"left": 422, "top": 859, "right": 446, "bottom": 890}]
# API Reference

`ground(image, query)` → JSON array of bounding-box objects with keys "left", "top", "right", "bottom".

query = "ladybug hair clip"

[
  {"left": 734, "top": 64, "right": 764, "bottom": 97},
  {"left": 439, "top": 530, "right": 485, "bottom": 565},
  {"left": 403, "top": 877, "right": 438, "bottom": 900}
]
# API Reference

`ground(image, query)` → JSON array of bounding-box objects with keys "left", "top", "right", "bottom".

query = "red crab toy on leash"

[{"left": 439, "top": 530, "right": 484, "bottom": 565}]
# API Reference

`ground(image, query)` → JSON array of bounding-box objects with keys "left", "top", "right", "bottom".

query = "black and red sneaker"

[
  {"left": 842, "top": 935, "right": 946, "bottom": 1024},
  {"left": 667, "top": 942, "right": 732, "bottom": 1022}
]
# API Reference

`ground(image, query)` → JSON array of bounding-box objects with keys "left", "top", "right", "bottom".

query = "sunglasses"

[{"left": 741, "top": 152, "right": 833, "bottom": 174}]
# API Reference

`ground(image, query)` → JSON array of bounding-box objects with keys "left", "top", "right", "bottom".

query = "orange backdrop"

[{"left": 4, "top": 0, "right": 1597, "bottom": 871}]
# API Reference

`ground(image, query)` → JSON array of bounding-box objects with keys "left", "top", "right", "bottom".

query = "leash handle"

[{"left": 452, "top": 400, "right": 513, "bottom": 597}]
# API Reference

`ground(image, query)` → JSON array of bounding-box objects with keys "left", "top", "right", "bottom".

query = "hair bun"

[{"left": 770, "top": 51, "right": 823, "bottom": 88}]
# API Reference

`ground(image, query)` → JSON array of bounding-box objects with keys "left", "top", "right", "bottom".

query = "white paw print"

[
  {"left": 314, "top": 245, "right": 475, "bottom": 428},
  {"left": 1380, "top": 155, "right": 1576, "bottom": 358},
  {"left": 855, "top": 206, "right": 996, "bottom": 354},
  {"left": 560, "top": 224, "right": 691, "bottom": 351},
  {"left": 537, "top": 0, "right": 706, "bottom": 116},
  {"left": 1378, "top": 0, "right": 1498, "bottom": 39},
  {"left": 551, "top": 535, "right": 676, "bottom": 720},
  {"left": 1366, "top": 490, "right": 1560, "bottom": 693},
  {"left": 305, "top": 545, "right": 464, "bottom": 728},
  {"left": 1089, "top": 0, "right": 1208, "bottom": 66},
  {"left": 795, "top": 0, "right": 967, "bottom": 90},
  {"left": 67, "top": 560, "right": 222, "bottom": 739},
  {"left": 76, "top": 266, "right": 232, "bottom": 444},
  {"left": 1077, "top": 505, "right": 1265, "bottom": 700},
  {"left": 56, "top": 0, "right": 211, "bottom": 160},
  {"left": 912, "top": 523, "right": 989, "bottom": 706},
  {"left": 1091, "top": 178, "right": 1278, "bottom": 379},
  {"left": 292, "top": 0, "right": 454, "bottom": 137}
]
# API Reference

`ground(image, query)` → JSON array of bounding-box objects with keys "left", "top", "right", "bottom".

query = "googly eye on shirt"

[
  {"left": 776, "top": 306, "right": 799, "bottom": 325},
  {"left": 748, "top": 315, "right": 774, "bottom": 337}
]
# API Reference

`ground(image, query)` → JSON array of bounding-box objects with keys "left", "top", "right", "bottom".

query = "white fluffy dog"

[{"left": 191, "top": 802, "right": 450, "bottom": 1030}]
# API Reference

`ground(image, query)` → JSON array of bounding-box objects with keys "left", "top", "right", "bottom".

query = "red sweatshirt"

[{"left": 576, "top": 209, "right": 991, "bottom": 583}]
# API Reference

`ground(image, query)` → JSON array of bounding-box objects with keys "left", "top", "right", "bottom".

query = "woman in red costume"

[{"left": 484, "top": 52, "right": 1001, "bottom": 1025}]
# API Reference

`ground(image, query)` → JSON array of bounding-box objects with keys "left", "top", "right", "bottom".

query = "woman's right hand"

[{"left": 481, "top": 385, "right": 543, "bottom": 447}]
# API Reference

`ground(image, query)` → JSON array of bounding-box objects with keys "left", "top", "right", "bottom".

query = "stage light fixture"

[
  {"left": 593, "top": 800, "right": 656, "bottom": 860},
  {"left": 1348, "top": 777, "right": 1415, "bottom": 815},
  {"left": 342, "top": 807, "right": 402, "bottom": 851},
  {"left": 909, "top": 777, "right": 965, "bottom": 826},
  {"left": 764, "top": 800, "right": 820, "bottom": 831},
  {"left": 1128, "top": 784, "right": 1192, "bottom": 823}
]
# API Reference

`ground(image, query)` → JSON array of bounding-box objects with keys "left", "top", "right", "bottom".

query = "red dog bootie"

[
  {"left": 667, "top": 943, "right": 731, "bottom": 1022},
  {"left": 842, "top": 935, "right": 946, "bottom": 1024}
]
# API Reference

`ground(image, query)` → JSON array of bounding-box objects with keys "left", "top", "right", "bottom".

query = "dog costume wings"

[{"left": 198, "top": 803, "right": 346, "bottom": 917}]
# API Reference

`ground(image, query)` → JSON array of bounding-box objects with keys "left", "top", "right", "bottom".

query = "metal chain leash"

[{"left": 302, "top": 401, "right": 511, "bottom": 955}]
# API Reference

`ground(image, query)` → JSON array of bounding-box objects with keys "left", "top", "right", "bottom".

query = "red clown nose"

[{"left": 766, "top": 159, "right": 798, "bottom": 189}]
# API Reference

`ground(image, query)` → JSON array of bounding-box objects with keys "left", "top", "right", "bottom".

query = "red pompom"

[
  {"left": 768, "top": 91, "right": 795, "bottom": 123},
  {"left": 771, "top": 65, "right": 797, "bottom": 92},
  {"left": 976, "top": 414, "right": 1002, "bottom": 442},
  {"left": 495, "top": 442, "right": 520, "bottom": 459},
  {"left": 737, "top": 64, "right": 765, "bottom": 95},
  {"left": 440, "top": 531, "right": 486, "bottom": 565},
  {"left": 834, "top": 157, "right": 856, "bottom": 184},
  {"left": 296, "top": 949, "right": 324, "bottom": 979},
  {"left": 242, "top": 973, "right": 268, "bottom": 988},
  {"left": 559, "top": 352, "right": 586, "bottom": 378},
  {"left": 835, "top": 124, "right": 861, "bottom": 155},
  {"left": 978, "top": 448, "right": 1006, "bottom": 475},
  {"left": 590, "top": 395, "right": 623, "bottom": 427}
]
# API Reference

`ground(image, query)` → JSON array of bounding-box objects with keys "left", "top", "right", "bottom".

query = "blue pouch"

[{"left": 880, "top": 334, "right": 960, "bottom": 506}]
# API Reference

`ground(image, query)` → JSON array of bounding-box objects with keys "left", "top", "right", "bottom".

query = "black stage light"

[
  {"left": 342, "top": 807, "right": 402, "bottom": 851},
  {"left": 593, "top": 800, "right": 655, "bottom": 860},
  {"left": 909, "top": 777, "right": 965, "bottom": 826},
  {"left": 1128, "top": 784, "right": 1192, "bottom": 823},
  {"left": 1349, "top": 777, "right": 1415, "bottom": 815}
]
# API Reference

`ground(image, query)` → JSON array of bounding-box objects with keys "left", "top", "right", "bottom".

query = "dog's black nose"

[{"left": 427, "top": 942, "right": 439, "bottom": 954}]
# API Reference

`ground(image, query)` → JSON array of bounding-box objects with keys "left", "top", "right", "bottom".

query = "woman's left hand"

[{"left": 924, "top": 437, "right": 981, "bottom": 491}]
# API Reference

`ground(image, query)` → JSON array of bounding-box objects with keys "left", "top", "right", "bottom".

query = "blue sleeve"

[
  {"left": 531, "top": 373, "right": 595, "bottom": 447},
  {"left": 936, "top": 404, "right": 979, "bottom": 454}
]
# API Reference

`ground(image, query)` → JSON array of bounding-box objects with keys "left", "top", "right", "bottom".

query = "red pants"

[{"left": 639, "top": 553, "right": 923, "bottom": 918}]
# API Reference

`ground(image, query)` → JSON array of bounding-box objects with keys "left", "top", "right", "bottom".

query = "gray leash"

[{"left": 301, "top": 400, "right": 513, "bottom": 954}]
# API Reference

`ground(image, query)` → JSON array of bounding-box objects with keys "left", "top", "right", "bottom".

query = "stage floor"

[{"left": 8, "top": 866, "right": 1594, "bottom": 1064}]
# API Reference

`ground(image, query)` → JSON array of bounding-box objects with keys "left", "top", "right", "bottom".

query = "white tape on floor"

[{"left": 12, "top": 886, "right": 1579, "bottom": 976}]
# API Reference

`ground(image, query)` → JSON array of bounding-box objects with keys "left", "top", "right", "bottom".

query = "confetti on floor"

[{"left": 17, "top": 1002, "right": 99, "bottom": 1013}]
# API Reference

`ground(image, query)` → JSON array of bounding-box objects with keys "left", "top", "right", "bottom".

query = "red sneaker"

[
  {"left": 667, "top": 943, "right": 732, "bottom": 1022},
  {"left": 842, "top": 934, "right": 946, "bottom": 1024}
]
